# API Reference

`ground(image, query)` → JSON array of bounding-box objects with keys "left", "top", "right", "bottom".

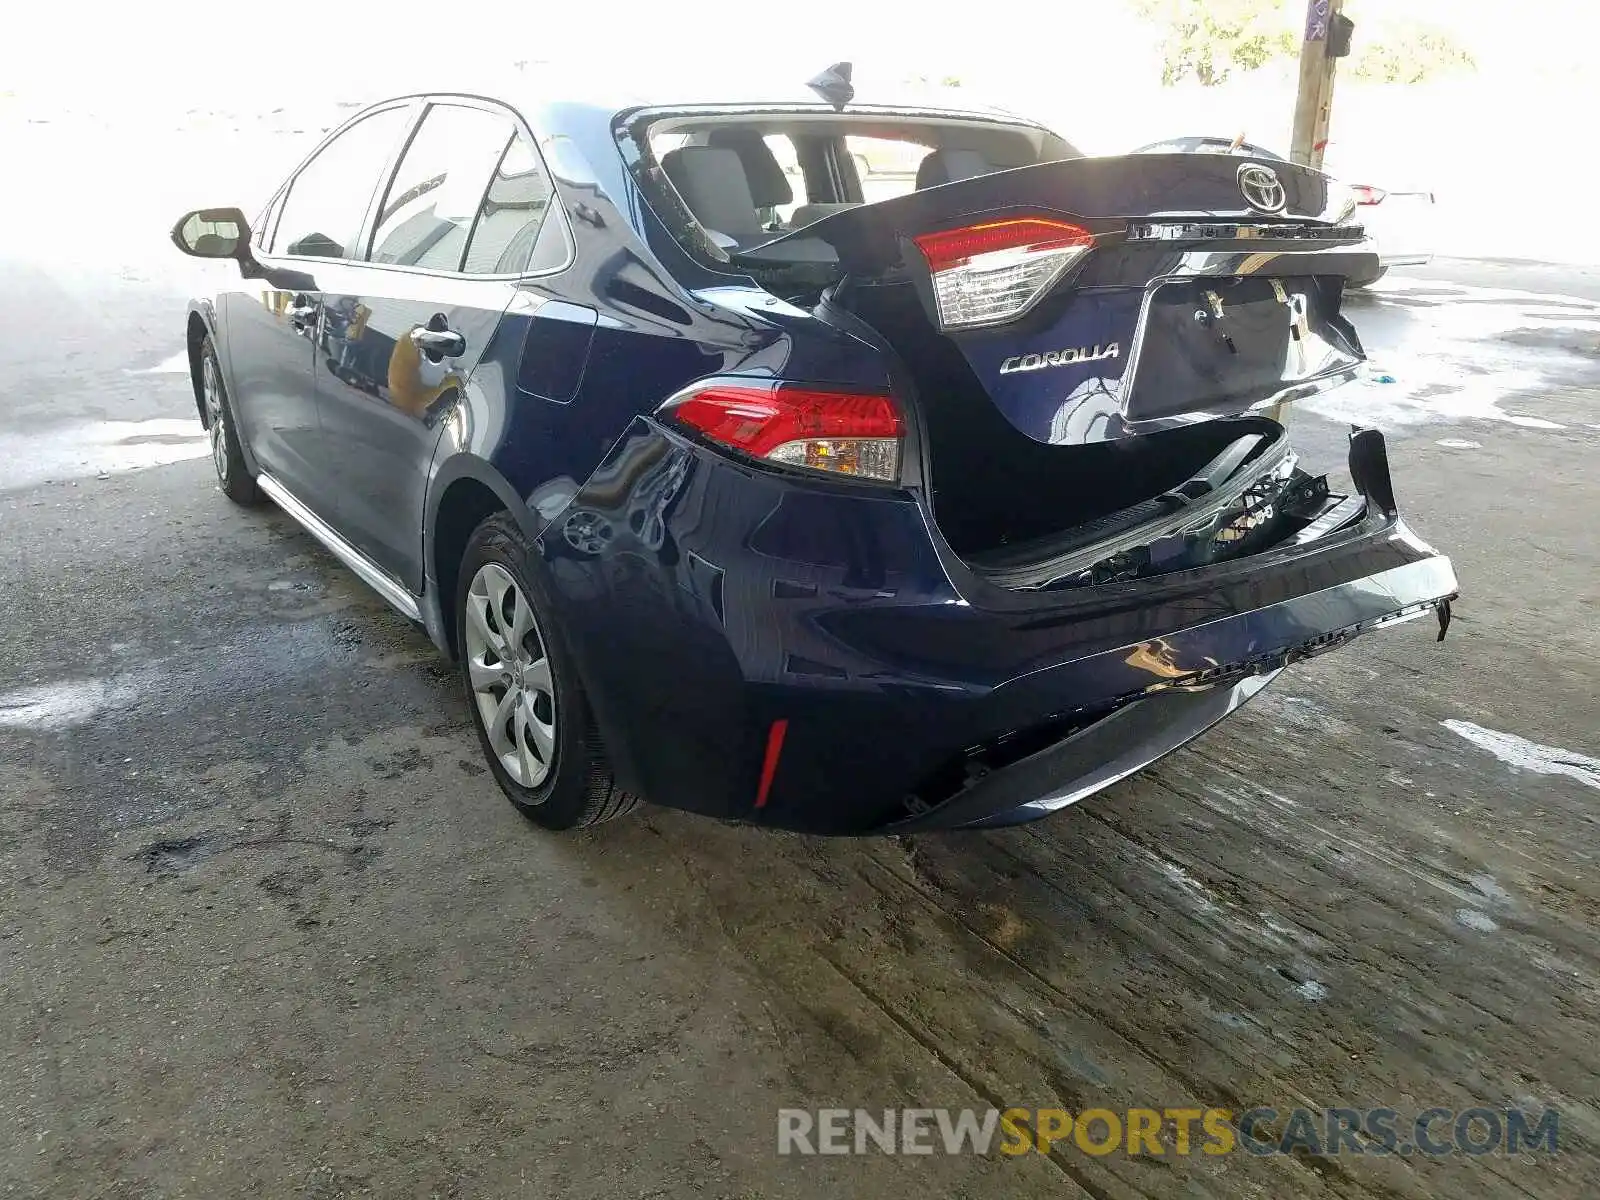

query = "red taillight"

[
  {"left": 913, "top": 217, "right": 1094, "bottom": 271},
  {"left": 754, "top": 718, "right": 788, "bottom": 809},
  {"left": 662, "top": 382, "right": 903, "bottom": 481},
  {"left": 912, "top": 217, "right": 1095, "bottom": 330},
  {"left": 1350, "top": 184, "right": 1387, "bottom": 206}
]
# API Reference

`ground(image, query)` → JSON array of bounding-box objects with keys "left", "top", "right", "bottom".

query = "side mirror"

[{"left": 170, "top": 207, "right": 253, "bottom": 260}]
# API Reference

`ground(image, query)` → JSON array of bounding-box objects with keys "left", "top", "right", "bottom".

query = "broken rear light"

[
  {"left": 1350, "top": 185, "right": 1387, "bottom": 206},
  {"left": 913, "top": 217, "right": 1094, "bottom": 330},
  {"left": 661, "top": 381, "right": 903, "bottom": 482}
]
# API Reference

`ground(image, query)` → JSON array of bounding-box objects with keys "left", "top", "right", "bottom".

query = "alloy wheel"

[
  {"left": 463, "top": 563, "right": 557, "bottom": 790},
  {"left": 202, "top": 355, "right": 228, "bottom": 482}
]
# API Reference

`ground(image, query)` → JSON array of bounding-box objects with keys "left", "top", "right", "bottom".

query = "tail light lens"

[
  {"left": 913, "top": 217, "right": 1094, "bottom": 330},
  {"left": 661, "top": 381, "right": 903, "bottom": 482},
  {"left": 1350, "top": 185, "right": 1387, "bottom": 206}
]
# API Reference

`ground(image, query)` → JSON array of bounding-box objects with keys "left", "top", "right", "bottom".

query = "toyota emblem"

[{"left": 1237, "top": 164, "right": 1287, "bottom": 214}]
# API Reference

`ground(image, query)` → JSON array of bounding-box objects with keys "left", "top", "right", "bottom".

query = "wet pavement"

[
  {"left": 3, "top": 235, "right": 1599, "bottom": 1197},
  {"left": 1314, "top": 275, "right": 1600, "bottom": 434}
]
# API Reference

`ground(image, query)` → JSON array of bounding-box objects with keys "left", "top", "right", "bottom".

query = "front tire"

[
  {"left": 455, "top": 512, "right": 640, "bottom": 831},
  {"left": 199, "top": 335, "right": 261, "bottom": 505}
]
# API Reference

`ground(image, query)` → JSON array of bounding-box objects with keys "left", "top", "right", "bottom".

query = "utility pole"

[{"left": 1289, "top": 0, "right": 1353, "bottom": 170}]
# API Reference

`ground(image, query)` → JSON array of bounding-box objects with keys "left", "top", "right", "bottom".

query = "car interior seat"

[
  {"left": 660, "top": 146, "right": 767, "bottom": 247},
  {"left": 915, "top": 148, "right": 995, "bottom": 189},
  {"left": 788, "top": 202, "right": 861, "bottom": 228},
  {"left": 705, "top": 128, "right": 793, "bottom": 228}
]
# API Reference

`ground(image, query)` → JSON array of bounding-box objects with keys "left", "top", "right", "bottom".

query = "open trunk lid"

[
  {"left": 731, "top": 153, "right": 1399, "bottom": 589},
  {"left": 739, "top": 153, "right": 1375, "bottom": 444},
  {"left": 745, "top": 152, "right": 1363, "bottom": 272}
]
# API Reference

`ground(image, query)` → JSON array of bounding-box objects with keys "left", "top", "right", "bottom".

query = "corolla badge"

[
  {"left": 999, "top": 343, "right": 1120, "bottom": 374},
  {"left": 1238, "top": 163, "right": 1287, "bottom": 214}
]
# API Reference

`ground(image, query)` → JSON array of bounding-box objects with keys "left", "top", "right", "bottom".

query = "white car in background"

[{"left": 1132, "top": 135, "right": 1435, "bottom": 286}]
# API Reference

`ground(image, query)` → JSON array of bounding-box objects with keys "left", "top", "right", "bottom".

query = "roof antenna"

[{"left": 807, "top": 62, "right": 855, "bottom": 111}]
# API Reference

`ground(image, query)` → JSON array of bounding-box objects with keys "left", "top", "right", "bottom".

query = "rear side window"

[
  {"left": 369, "top": 104, "right": 517, "bottom": 271},
  {"left": 273, "top": 107, "right": 410, "bottom": 259},
  {"left": 463, "top": 133, "right": 563, "bottom": 274}
]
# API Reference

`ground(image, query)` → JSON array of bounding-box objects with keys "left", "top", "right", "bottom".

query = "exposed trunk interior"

[
  {"left": 629, "top": 107, "right": 1376, "bottom": 589},
  {"left": 835, "top": 280, "right": 1312, "bottom": 584}
]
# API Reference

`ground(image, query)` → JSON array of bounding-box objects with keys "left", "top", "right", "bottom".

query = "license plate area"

[{"left": 1123, "top": 275, "right": 1360, "bottom": 422}]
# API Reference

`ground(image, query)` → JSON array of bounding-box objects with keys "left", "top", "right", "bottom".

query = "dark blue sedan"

[{"left": 170, "top": 75, "right": 1457, "bottom": 834}]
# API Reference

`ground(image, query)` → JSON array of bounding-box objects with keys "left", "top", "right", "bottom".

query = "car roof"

[{"left": 367, "top": 69, "right": 1049, "bottom": 136}]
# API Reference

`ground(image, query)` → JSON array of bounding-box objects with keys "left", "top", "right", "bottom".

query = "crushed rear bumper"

[
  {"left": 898, "top": 671, "right": 1282, "bottom": 831},
  {"left": 883, "top": 555, "right": 1453, "bottom": 832},
  {"left": 544, "top": 421, "right": 1457, "bottom": 835}
]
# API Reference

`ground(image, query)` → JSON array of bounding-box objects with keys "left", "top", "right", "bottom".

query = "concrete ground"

[{"left": 3, "top": 163, "right": 1598, "bottom": 1199}]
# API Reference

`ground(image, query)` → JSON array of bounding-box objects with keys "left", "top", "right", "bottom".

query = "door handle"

[{"left": 410, "top": 325, "right": 466, "bottom": 359}]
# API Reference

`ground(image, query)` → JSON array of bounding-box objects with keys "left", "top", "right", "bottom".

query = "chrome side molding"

[{"left": 256, "top": 472, "right": 422, "bottom": 622}]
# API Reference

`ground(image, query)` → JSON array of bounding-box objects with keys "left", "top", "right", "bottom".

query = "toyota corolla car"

[{"left": 170, "top": 71, "right": 1456, "bottom": 835}]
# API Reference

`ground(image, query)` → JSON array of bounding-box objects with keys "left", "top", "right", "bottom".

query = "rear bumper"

[
  {"left": 539, "top": 420, "right": 1456, "bottom": 835},
  {"left": 892, "top": 670, "right": 1283, "bottom": 832},
  {"left": 890, "top": 555, "right": 1451, "bottom": 832}
]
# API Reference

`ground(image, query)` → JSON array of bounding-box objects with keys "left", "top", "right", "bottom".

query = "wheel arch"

[
  {"left": 422, "top": 451, "right": 647, "bottom": 800},
  {"left": 184, "top": 305, "right": 215, "bottom": 426},
  {"left": 425, "top": 454, "right": 543, "bottom": 659}
]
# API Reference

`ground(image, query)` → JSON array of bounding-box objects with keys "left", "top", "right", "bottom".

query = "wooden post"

[{"left": 1289, "top": 0, "right": 1345, "bottom": 170}]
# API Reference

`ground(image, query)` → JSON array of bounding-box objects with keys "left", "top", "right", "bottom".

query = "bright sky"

[
  {"left": 2, "top": 0, "right": 1590, "bottom": 116},
  {"left": 2, "top": 1, "right": 1593, "bottom": 264}
]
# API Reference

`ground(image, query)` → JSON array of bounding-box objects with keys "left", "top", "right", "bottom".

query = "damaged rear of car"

[{"left": 553, "top": 95, "right": 1456, "bottom": 833}]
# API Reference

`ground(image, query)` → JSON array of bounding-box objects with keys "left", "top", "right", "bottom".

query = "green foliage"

[
  {"left": 1350, "top": 24, "right": 1477, "bottom": 84},
  {"left": 1134, "top": 0, "right": 1297, "bottom": 86},
  {"left": 1133, "top": 1, "right": 1479, "bottom": 89}
]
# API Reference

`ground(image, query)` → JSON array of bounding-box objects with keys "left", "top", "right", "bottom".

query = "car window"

[
  {"left": 254, "top": 192, "right": 283, "bottom": 252},
  {"left": 369, "top": 104, "right": 517, "bottom": 271},
  {"left": 763, "top": 135, "right": 804, "bottom": 224},
  {"left": 462, "top": 132, "right": 564, "bottom": 275},
  {"left": 273, "top": 107, "right": 410, "bottom": 259},
  {"left": 844, "top": 135, "right": 938, "bottom": 204},
  {"left": 1133, "top": 139, "right": 1191, "bottom": 155},
  {"left": 1134, "top": 138, "right": 1288, "bottom": 162}
]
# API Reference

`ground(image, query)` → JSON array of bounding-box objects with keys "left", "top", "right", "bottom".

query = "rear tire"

[
  {"left": 199, "top": 335, "right": 261, "bottom": 505},
  {"left": 455, "top": 512, "right": 640, "bottom": 831}
]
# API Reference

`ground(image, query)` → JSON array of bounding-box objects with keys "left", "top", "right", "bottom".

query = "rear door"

[
  {"left": 221, "top": 102, "right": 413, "bottom": 509},
  {"left": 312, "top": 99, "right": 568, "bottom": 591}
]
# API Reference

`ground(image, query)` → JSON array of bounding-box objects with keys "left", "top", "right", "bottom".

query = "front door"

[
  {"left": 219, "top": 275, "right": 319, "bottom": 500},
  {"left": 227, "top": 102, "right": 414, "bottom": 514},
  {"left": 313, "top": 101, "right": 569, "bottom": 591}
]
